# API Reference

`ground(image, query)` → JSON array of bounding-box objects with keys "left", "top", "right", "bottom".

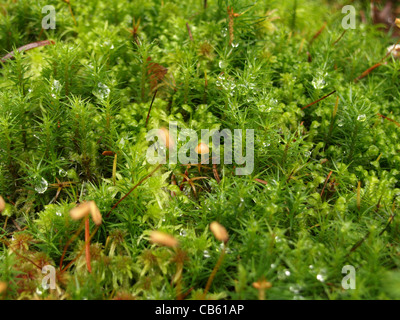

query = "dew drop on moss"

[
  {"left": 59, "top": 169, "right": 67, "bottom": 177},
  {"left": 35, "top": 177, "right": 48, "bottom": 194}
]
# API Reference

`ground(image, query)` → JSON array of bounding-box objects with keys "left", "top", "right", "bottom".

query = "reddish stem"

[
  {"left": 301, "top": 90, "right": 336, "bottom": 110},
  {"left": 106, "top": 164, "right": 162, "bottom": 218},
  {"left": 320, "top": 171, "right": 333, "bottom": 198}
]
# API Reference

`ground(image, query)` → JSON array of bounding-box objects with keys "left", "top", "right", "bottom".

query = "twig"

[
  {"left": 320, "top": 171, "right": 333, "bottom": 198},
  {"left": 61, "top": 225, "right": 101, "bottom": 273},
  {"left": 63, "top": 0, "right": 77, "bottom": 26},
  {"left": 354, "top": 62, "right": 384, "bottom": 82},
  {"left": 0, "top": 238, "right": 41, "bottom": 270},
  {"left": 254, "top": 178, "right": 268, "bottom": 185},
  {"left": 212, "top": 164, "right": 221, "bottom": 183},
  {"left": 301, "top": 90, "right": 336, "bottom": 110},
  {"left": 1, "top": 40, "right": 55, "bottom": 63},
  {"left": 309, "top": 22, "right": 327, "bottom": 45},
  {"left": 354, "top": 38, "right": 400, "bottom": 82},
  {"left": 378, "top": 113, "right": 400, "bottom": 128},
  {"left": 106, "top": 164, "right": 162, "bottom": 218},
  {"left": 202, "top": 247, "right": 226, "bottom": 299},
  {"left": 332, "top": 30, "right": 347, "bottom": 46}
]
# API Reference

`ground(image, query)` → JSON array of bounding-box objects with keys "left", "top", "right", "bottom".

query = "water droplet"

[
  {"left": 309, "top": 265, "right": 314, "bottom": 270},
  {"left": 289, "top": 285, "right": 301, "bottom": 294},
  {"left": 179, "top": 230, "right": 187, "bottom": 237},
  {"left": 59, "top": 169, "right": 67, "bottom": 177},
  {"left": 270, "top": 98, "right": 278, "bottom": 105},
  {"left": 316, "top": 274, "right": 325, "bottom": 282},
  {"left": 357, "top": 114, "right": 366, "bottom": 122},
  {"left": 35, "top": 177, "right": 48, "bottom": 194},
  {"left": 203, "top": 250, "right": 210, "bottom": 258},
  {"left": 278, "top": 269, "right": 291, "bottom": 280},
  {"left": 316, "top": 268, "right": 327, "bottom": 282},
  {"left": 305, "top": 151, "right": 311, "bottom": 157},
  {"left": 218, "top": 60, "right": 227, "bottom": 69},
  {"left": 231, "top": 42, "right": 239, "bottom": 48},
  {"left": 51, "top": 80, "right": 61, "bottom": 93},
  {"left": 96, "top": 82, "right": 110, "bottom": 100},
  {"left": 36, "top": 287, "right": 43, "bottom": 295},
  {"left": 221, "top": 28, "right": 227, "bottom": 37},
  {"left": 218, "top": 242, "right": 232, "bottom": 254},
  {"left": 56, "top": 211, "right": 62, "bottom": 216},
  {"left": 270, "top": 263, "right": 277, "bottom": 269}
]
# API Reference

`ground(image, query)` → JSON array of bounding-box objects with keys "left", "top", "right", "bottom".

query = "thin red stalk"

[
  {"left": 171, "top": 174, "right": 177, "bottom": 197},
  {"left": 380, "top": 38, "right": 400, "bottom": 63},
  {"left": 106, "top": 164, "right": 162, "bottom": 218},
  {"left": 61, "top": 225, "right": 100, "bottom": 273},
  {"left": 378, "top": 113, "right": 400, "bottom": 128},
  {"left": 1, "top": 40, "right": 55, "bottom": 63},
  {"left": 301, "top": 90, "right": 336, "bottom": 110},
  {"left": 310, "top": 22, "right": 327, "bottom": 45},
  {"left": 354, "top": 38, "right": 400, "bottom": 82},
  {"left": 186, "top": 23, "right": 193, "bottom": 41},
  {"left": 320, "top": 171, "right": 333, "bottom": 198},
  {"left": 332, "top": 29, "right": 347, "bottom": 46},
  {"left": 145, "top": 90, "right": 158, "bottom": 128},
  {"left": 354, "top": 62, "right": 383, "bottom": 82},
  {"left": 60, "top": 164, "right": 163, "bottom": 272},
  {"left": 0, "top": 238, "right": 41, "bottom": 270},
  {"left": 181, "top": 287, "right": 194, "bottom": 299},
  {"left": 85, "top": 218, "right": 92, "bottom": 273},
  {"left": 202, "top": 247, "right": 226, "bottom": 299},
  {"left": 254, "top": 178, "right": 268, "bottom": 185},
  {"left": 213, "top": 164, "right": 221, "bottom": 183}
]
